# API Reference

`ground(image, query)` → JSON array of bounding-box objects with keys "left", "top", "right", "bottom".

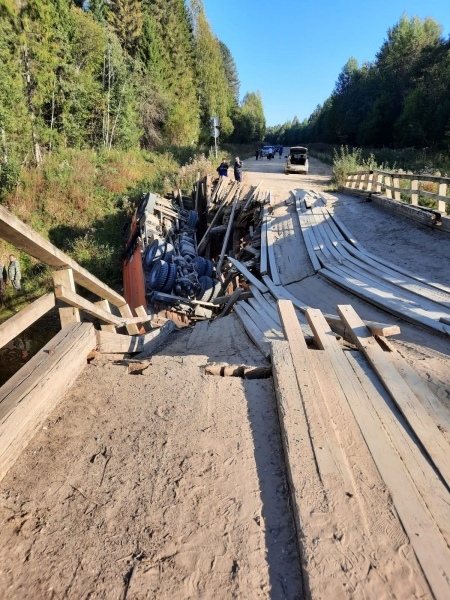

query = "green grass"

[{"left": 0, "top": 146, "right": 219, "bottom": 321}]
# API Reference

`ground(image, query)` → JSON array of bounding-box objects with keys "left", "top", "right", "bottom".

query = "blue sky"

[{"left": 203, "top": 0, "right": 450, "bottom": 126}]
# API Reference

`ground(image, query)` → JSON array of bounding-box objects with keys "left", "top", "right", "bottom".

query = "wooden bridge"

[{"left": 0, "top": 204, "right": 159, "bottom": 481}]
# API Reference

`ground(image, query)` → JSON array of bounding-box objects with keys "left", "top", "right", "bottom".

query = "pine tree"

[
  {"left": 108, "top": 0, "right": 143, "bottom": 56},
  {"left": 189, "top": 0, "right": 235, "bottom": 140}
]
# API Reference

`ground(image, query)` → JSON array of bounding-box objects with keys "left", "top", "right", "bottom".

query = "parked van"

[{"left": 286, "top": 146, "right": 309, "bottom": 174}]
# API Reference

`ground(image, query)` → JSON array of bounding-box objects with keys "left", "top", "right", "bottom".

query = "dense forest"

[
  {"left": 0, "top": 0, "right": 265, "bottom": 192},
  {"left": 0, "top": 0, "right": 266, "bottom": 311},
  {"left": 266, "top": 16, "right": 450, "bottom": 153}
]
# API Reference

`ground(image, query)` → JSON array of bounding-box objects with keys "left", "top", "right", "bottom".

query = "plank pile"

[
  {"left": 295, "top": 191, "right": 450, "bottom": 335},
  {"left": 273, "top": 299, "right": 450, "bottom": 599}
]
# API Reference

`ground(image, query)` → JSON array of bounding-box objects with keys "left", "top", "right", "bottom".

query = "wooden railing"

[
  {"left": 344, "top": 169, "right": 450, "bottom": 214},
  {"left": 0, "top": 204, "right": 151, "bottom": 353}
]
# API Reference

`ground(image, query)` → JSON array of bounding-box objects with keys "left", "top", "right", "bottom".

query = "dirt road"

[
  {"left": 0, "top": 316, "right": 302, "bottom": 599},
  {"left": 0, "top": 153, "right": 449, "bottom": 599},
  {"left": 244, "top": 152, "right": 450, "bottom": 399}
]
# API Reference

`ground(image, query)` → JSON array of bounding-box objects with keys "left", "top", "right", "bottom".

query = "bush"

[{"left": 332, "top": 146, "right": 377, "bottom": 189}]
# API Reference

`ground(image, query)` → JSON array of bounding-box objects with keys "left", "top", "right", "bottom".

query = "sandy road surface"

[
  {"left": 243, "top": 152, "right": 450, "bottom": 400},
  {"left": 0, "top": 316, "right": 302, "bottom": 599},
  {"left": 0, "top": 153, "right": 449, "bottom": 600}
]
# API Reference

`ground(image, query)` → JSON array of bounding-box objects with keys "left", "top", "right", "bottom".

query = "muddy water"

[{"left": 0, "top": 310, "right": 60, "bottom": 386}]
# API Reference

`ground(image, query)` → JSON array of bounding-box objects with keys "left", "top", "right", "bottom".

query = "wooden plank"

[
  {"left": 96, "top": 299, "right": 116, "bottom": 333},
  {"left": 247, "top": 298, "right": 282, "bottom": 334},
  {"left": 233, "top": 304, "right": 270, "bottom": 358},
  {"left": 338, "top": 304, "right": 450, "bottom": 486},
  {"left": 197, "top": 182, "right": 237, "bottom": 254},
  {"left": 237, "top": 301, "right": 282, "bottom": 340},
  {"left": 340, "top": 240, "right": 450, "bottom": 308},
  {"left": 320, "top": 267, "right": 450, "bottom": 335},
  {"left": 131, "top": 320, "right": 176, "bottom": 359},
  {"left": 270, "top": 341, "right": 327, "bottom": 591},
  {"left": 250, "top": 286, "right": 281, "bottom": 326},
  {"left": 118, "top": 303, "right": 140, "bottom": 335},
  {"left": 0, "top": 293, "right": 55, "bottom": 349},
  {"left": 303, "top": 310, "right": 450, "bottom": 596},
  {"left": 296, "top": 210, "right": 322, "bottom": 272},
  {"left": 216, "top": 197, "right": 238, "bottom": 274},
  {"left": 228, "top": 257, "right": 268, "bottom": 293},
  {"left": 55, "top": 285, "right": 123, "bottom": 325},
  {"left": 266, "top": 216, "right": 282, "bottom": 285},
  {"left": 95, "top": 330, "right": 148, "bottom": 353},
  {"left": 259, "top": 207, "right": 268, "bottom": 275},
  {"left": 0, "top": 205, "right": 126, "bottom": 307},
  {"left": 53, "top": 268, "right": 80, "bottom": 325},
  {"left": 0, "top": 323, "right": 96, "bottom": 481}
]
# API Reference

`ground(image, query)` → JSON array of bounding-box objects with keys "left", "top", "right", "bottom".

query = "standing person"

[
  {"left": 216, "top": 159, "right": 229, "bottom": 177},
  {"left": 8, "top": 254, "right": 21, "bottom": 292},
  {"left": 255, "top": 148, "right": 259, "bottom": 161},
  {"left": 0, "top": 257, "right": 6, "bottom": 305},
  {"left": 234, "top": 157, "right": 243, "bottom": 182}
]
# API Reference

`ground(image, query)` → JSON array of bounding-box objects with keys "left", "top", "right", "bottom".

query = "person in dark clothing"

[
  {"left": 234, "top": 157, "right": 243, "bottom": 182},
  {"left": 217, "top": 159, "right": 229, "bottom": 177},
  {"left": 255, "top": 148, "right": 259, "bottom": 160}
]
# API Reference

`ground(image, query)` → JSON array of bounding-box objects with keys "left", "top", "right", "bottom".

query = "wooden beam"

[
  {"left": 118, "top": 303, "right": 140, "bottom": 335},
  {"left": 0, "top": 205, "right": 126, "bottom": 307},
  {"left": 234, "top": 303, "right": 270, "bottom": 358},
  {"left": 228, "top": 257, "right": 268, "bottom": 293},
  {"left": 95, "top": 330, "right": 164, "bottom": 353},
  {"left": 132, "top": 320, "right": 176, "bottom": 359},
  {"left": 55, "top": 285, "right": 123, "bottom": 325},
  {"left": 338, "top": 304, "right": 450, "bottom": 488},
  {"left": 96, "top": 299, "right": 116, "bottom": 333},
  {"left": 302, "top": 308, "right": 450, "bottom": 597},
  {"left": 216, "top": 197, "right": 238, "bottom": 274},
  {"left": 53, "top": 268, "right": 80, "bottom": 325},
  {"left": 0, "top": 323, "right": 96, "bottom": 481},
  {"left": 259, "top": 206, "right": 269, "bottom": 275},
  {"left": 0, "top": 293, "right": 55, "bottom": 350},
  {"left": 266, "top": 217, "right": 281, "bottom": 285},
  {"left": 204, "top": 362, "right": 271, "bottom": 378}
]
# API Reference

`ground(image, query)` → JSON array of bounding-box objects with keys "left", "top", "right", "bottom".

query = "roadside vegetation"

[
  {"left": 266, "top": 16, "right": 450, "bottom": 174},
  {"left": 0, "top": 0, "right": 266, "bottom": 320}
]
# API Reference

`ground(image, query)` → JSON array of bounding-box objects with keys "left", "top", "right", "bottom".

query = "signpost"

[{"left": 210, "top": 116, "right": 220, "bottom": 158}]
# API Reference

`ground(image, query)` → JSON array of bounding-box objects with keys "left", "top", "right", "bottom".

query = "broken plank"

[
  {"left": 260, "top": 206, "right": 268, "bottom": 275},
  {"left": 131, "top": 320, "right": 176, "bottom": 359},
  {"left": 266, "top": 217, "right": 281, "bottom": 285},
  {"left": 204, "top": 362, "right": 271, "bottom": 378},
  {"left": 228, "top": 257, "right": 268, "bottom": 293},
  {"left": 338, "top": 304, "right": 450, "bottom": 488},
  {"left": 95, "top": 330, "right": 165, "bottom": 353},
  {"left": 234, "top": 304, "right": 270, "bottom": 358}
]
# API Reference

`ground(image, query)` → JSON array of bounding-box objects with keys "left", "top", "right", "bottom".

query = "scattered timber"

[
  {"left": 204, "top": 363, "right": 271, "bottom": 379},
  {"left": 338, "top": 304, "right": 450, "bottom": 488}
]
